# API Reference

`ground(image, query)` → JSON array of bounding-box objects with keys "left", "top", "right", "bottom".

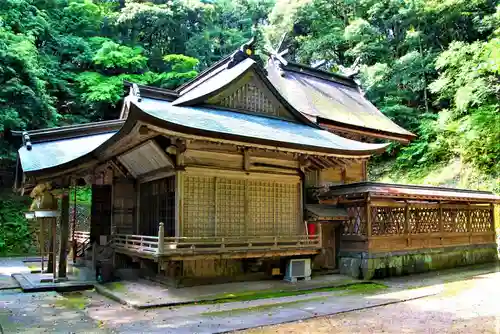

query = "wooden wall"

[
  {"left": 181, "top": 168, "right": 302, "bottom": 237},
  {"left": 306, "top": 161, "right": 366, "bottom": 188}
]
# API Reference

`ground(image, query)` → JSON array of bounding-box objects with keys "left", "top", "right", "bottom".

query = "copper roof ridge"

[
  {"left": 329, "top": 181, "right": 497, "bottom": 195},
  {"left": 11, "top": 119, "right": 123, "bottom": 143},
  {"left": 282, "top": 62, "right": 358, "bottom": 88}
]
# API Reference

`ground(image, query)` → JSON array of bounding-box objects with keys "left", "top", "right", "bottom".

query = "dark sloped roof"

[
  {"left": 173, "top": 58, "right": 253, "bottom": 106},
  {"left": 323, "top": 182, "right": 500, "bottom": 203},
  {"left": 134, "top": 97, "right": 389, "bottom": 155},
  {"left": 18, "top": 132, "right": 116, "bottom": 172},
  {"left": 306, "top": 204, "right": 348, "bottom": 220},
  {"left": 266, "top": 60, "right": 415, "bottom": 141}
]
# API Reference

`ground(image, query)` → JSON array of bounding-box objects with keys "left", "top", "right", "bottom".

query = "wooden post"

[
  {"left": 51, "top": 218, "right": 57, "bottom": 279},
  {"left": 47, "top": 218, "right": 54, "bottom": 274},
  {"left": 58, "top": 191, "right": 70, "bottom": 278},
  {"left": 40, "top": 219, "right": 45, "bottom": 273},
  {"left": 438, "top": 201, "right": 443, "bottom": 244},
  {"left": 491, "top": 203, "right": 496, "bottom": 232},
  {"left": 467, "top": 203, "right": 472, "bottom": 244},
  {"left": 366, "top": 194, "right": 371, "bottom": 237},
  {"left": 405, "top": 201, "right": 411, "bottom": 247},
  {"left": 157, "top": 222, "right": 165, "bottom": 255},
  {"left": 214, "top": 177, "right": 218, "bottom": 236}
]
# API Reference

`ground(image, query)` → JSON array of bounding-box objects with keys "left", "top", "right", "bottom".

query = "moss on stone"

[{"left": 342, "top": 246, "right": 498, "bottom": 280}]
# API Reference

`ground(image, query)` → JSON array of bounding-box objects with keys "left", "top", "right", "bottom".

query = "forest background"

[{"left": 0, "top": 0, "right": 498, "bottom": 254}]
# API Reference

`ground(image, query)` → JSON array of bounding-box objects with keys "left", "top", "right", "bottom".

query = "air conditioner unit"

[{"left": 284, "top": 258, "right": 312, "bottom": 282}]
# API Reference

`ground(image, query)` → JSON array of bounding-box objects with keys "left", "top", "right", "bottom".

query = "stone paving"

[
  {"left": 241, "top": 269, "right": 500, "bottom": 334},
  {"left": 1, "top": 258, "right": 500, "bottom": 333},
  {"left": 96, "top": 274, "right": 357, "bottom": 308}
]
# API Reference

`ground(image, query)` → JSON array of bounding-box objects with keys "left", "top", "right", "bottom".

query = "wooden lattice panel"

[
  {"left": 454, "top": 210, "right": 468, "bottom": 233},
  {"left": 219, "top": 80, "right": 278, "bottom": 116},
  {"left": 442, "top": 208, "right": 455, "bottom": 232},
  {"left": 183, "top": 173, "right": 300, "bottom": 238},
  {"left": 344, "top": 206, "right": 366, "bottom": 236},
  {"left": 409, "top": 207, "right": 440, "bottom": 233},
  {"left": 274, "top": 182, "right": 299, "bottom": 236},
  {"left": 183, "top": 175, "right": 215, "bottom": 237},
  {"left": 371, "top": 207, "right": 405, "bottom": 235},
  {"left": 216, "top": 178, "right": 246, "bottom": 236},
  {"left": 471, "top": 209, "right": 492, "bottom": 232},
  {"left": 248, "top": 180, "right": 274, "bottom": 236}
]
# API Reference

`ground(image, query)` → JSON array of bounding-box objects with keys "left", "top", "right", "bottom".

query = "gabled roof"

[
  {"left": 266, "top": 59, "right": 415, "bottom": 142},
  {"left": 168, "top": 38, "right": 415, "bottom": 143}
]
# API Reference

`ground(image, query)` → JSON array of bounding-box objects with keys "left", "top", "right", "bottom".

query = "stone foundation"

[{"left": 339, "top": 244, "right": 498, "bottom": 280}]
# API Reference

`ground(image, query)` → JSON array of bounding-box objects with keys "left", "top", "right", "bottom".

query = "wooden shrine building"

[{"left": 12, "top": 39, "right": 499, "bottom": 285}]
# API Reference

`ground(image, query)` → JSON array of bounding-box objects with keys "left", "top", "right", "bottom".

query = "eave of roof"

[
  {"left": 15, "top": 96, "right": 390, "bottom": 182},
  {"left": 306, "top": 204, "right": 348, "bottom": 220},
  {"left": 323, "top": 182, "right": 500, "bottom": 203},
  {"left": 18, "top": 131, "right": 117, "bottom": 173},
  {"left": 131, "top": 97, "right": 390, "bottom": 156}
]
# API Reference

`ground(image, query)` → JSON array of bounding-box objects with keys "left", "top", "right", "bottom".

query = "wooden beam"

[
  {"left": 309, "top": 156, "right": 329, "bottom": 169},
  {"left": 243, "top": 149, "right": 250, "bottom": 171}
]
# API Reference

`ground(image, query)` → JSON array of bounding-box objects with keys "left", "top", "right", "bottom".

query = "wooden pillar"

[
  {"left": 491, "top": 203, "right": 496, "bottom": 232},
  {"left": 175, "top": 171, "right": 184, "bottom": 237},
  {"left": 47, "top": 218, "right": 54, "bottom": 274},
  {"left": 439, "top": 201, "right": 443, "bottom": 246},
  {"left": 405, "top": 201, "right": 411, "bottom": 247},
  {"left": 51, "top": 219, "right": 57, "bottom": 278},
  {"left": 366, "top": 194, "right": 371, "bottom": 237},
  {"left": 157, "top": 222, "right": 165, "bottom": 255},
  {"left": 58, "top": 191, "right": 70, "bottom": 278},
  {"left": 467, "top": 203, "right": 472, "bottom": 244}
]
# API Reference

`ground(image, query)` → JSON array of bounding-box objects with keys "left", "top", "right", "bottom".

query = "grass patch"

[
  {"left": 201, "top": 296, "right": 329, "bottom": 317},
  {"left": 26, "top": 263, "right": 40, "bottom": 272},
  {"left": 55, "top": 292, "right": 89, "bottom": 310},
  {"left": 199, "top": 282, "right": 387, "bottom": 304},
  {"left": 105, "top": 282, "right": 127, "bottom": 293}
]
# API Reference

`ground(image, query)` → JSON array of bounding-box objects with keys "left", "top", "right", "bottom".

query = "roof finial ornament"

[
  {"left": 265, "top": 33, "right": 289, "bottom": 76},
  {"left": 22, "top": 131, "right": 32, "bottom": 151},
  {"left": 131, "top": 83, "right": 142, "bottom": 102},
  {"left": 338, "top": 56, "right": 362, "bottom": 78},
  {"left": 227, "top": 37, "right": 257, "bottom": 69}
]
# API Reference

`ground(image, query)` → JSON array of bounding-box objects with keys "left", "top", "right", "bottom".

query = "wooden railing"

[
  {"left": 112, "top": 223, "right": 321, "bottom": 256},
  {"left": 74, "top": 231, "right": 90, "bottom": 243}
]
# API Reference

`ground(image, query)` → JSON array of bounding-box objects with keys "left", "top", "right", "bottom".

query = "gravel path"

[
  {"left": 1, "top": 258, "right": 499, "bottom": 333},
  {"left": 241, "top": 271, "right": 500, "bottom": 334}
]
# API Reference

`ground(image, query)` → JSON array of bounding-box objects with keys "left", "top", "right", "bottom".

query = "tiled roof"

[
  {"left": 135, "top": 97, "right": 389, "bottom": 155},
  {"left": 18, "top": 132, "right": 115, "bottom": 172}
]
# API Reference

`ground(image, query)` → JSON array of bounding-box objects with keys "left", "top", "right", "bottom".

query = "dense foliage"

[
  {"left": 0, "top": 0, "right": 498, "bottom": 253},
  {"left": 267, "top": 0, "right": 499, "bottom": 188}
]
